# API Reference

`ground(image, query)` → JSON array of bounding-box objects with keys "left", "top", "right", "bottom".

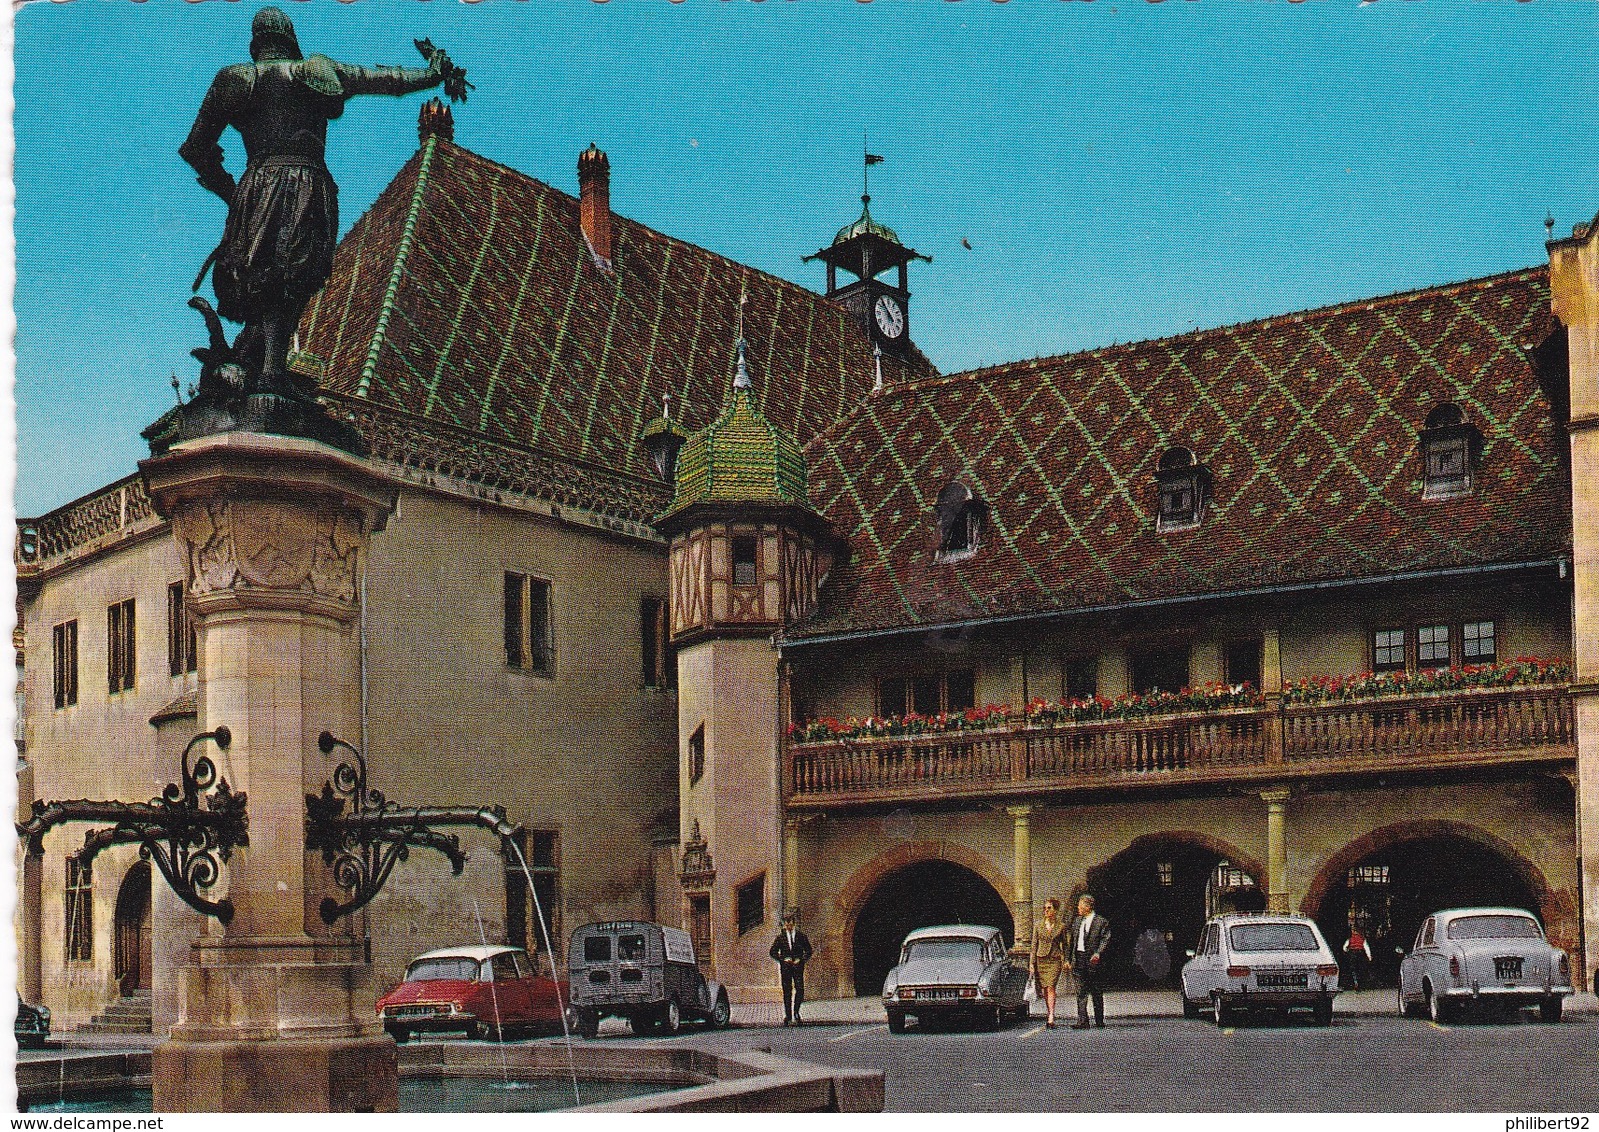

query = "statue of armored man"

[{"left": 173, "top": 7, "right": 467, "bottom": 431}]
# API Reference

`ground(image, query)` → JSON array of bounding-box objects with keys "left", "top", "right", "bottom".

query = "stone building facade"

[{"left": 15, "top": 103, "right": 1599, "bottom": 1030}]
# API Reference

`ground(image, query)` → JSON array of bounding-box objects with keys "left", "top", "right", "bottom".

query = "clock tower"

[{"left": 805, "top": 169, "right": 929, "bottom": 357}]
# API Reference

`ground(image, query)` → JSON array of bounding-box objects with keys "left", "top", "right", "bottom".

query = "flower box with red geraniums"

[
  {"left": 786, "top": 683, "right": 1265, "bottom": 745},
  {"left": 785, "top": 660, "right": 1572, "bottom": 746},
  {"left": 1279, "top": 658, "right": 1570, "bottom": 706}
]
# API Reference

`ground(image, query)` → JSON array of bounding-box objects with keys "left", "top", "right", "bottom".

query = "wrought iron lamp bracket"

[
  {"left": 15, "top": 726, "right": 247, "bottom": 924},
  {"left": 308, "top": 732, "right": 518, "bottom": 925}
]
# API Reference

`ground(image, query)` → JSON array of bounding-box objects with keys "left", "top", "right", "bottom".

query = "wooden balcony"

[{"left": 783, "top": 685, "right": 1574, "bottom": 810}]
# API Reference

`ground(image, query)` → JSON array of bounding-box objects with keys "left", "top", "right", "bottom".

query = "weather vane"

[{"left": 863, "top": 131, "right": 884, "bottom": 206}]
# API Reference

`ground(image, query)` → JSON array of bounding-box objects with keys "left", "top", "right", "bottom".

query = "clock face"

[{"left": 873, "top": 294, "right": 905, "bottom": 339}]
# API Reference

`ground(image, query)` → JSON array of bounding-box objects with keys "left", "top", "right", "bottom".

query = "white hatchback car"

[
  {"left": 1396, "top": 907, "right": 1572, "bottom": 1023},
  {"left": 1180, "top": 913, "right": 1341, "bottom": 1026}
]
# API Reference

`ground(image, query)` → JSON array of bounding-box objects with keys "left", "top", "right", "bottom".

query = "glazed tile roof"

[
  {"left": 296, "top": 136, "right": 930, "bottom": 500},
  {"left": 663, "top": 342, "right": 809, "bottom": 520},
  {"left": 794, "top": 267, "right": 1569, "bottom": 639}
]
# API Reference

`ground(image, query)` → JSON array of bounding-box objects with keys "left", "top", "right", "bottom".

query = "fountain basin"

[{"left": 18, "top": 1042, "right": 883, "bottom": 1113}]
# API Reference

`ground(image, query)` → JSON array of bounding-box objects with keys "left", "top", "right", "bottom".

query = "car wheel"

[
  {"left": 1181, "top": 992, "right": 1201, "bottom": 1020},
  {"left": 1313, "top": 998, "right": 1333, "bottom": 1027},
  {"left": 628, "top": 1014, "right": 653, "bottom": 1036},
  {"left": 886, "top": 1009, "right": 906, "bottom": 1034},
  {"left": 661, "top": 1001, "right": 681, "bottom": 1035},
  {"left": 708, "top": 993, "right": 731, "bottom": 1030},
  {"left": 1212, "top": 994, "right": 1234, "bottom": 1027},
  {"left": 1539, "top": 998, "right": 1563, "bottom": 1024},
  {"left": 468, "top": 1022, "right": 489, "bottom": 1041},
  {"left": 578, "top": 1011, "right": 600, "bottom": 1040},
  {"left": 1426, "top": 985, "right": 1452, "bottom": 1024},
  {"left": 385, "top": 1025, "right": 409, "bottom": 1044},
  {"left": 976, "top": 1006, "right": 1000, "bottom": 1032}
]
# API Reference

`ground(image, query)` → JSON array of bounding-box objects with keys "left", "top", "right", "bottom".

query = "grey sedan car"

[
  {"left": 1397, "top": 907, "right": 1572, "bottom": 1023},
  {"left": 882, "top": 924, "right": 1029, "bottom": 1033},
  {"left": 1180, "top": 913, "right": 1341, "bottom": 1026}
]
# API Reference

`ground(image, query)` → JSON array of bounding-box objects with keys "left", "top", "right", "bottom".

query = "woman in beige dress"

[{"left": 1030, "top": 898, "right": 1069, "bottom": 1028}]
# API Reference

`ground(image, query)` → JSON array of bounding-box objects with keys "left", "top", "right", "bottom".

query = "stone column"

[
  {"left": 1262, "top": 628, "right": 1285, "bottom": 765},
  {"left": 783, "top": 815, "right": 802, "bottom": 913},
  {"left": 1261, "top": 627, "right": 1283, "bottom": 691},
  {"left": 1262, "top": 789, "right": 1291, "bottom": 914},
  {"left": 1008, "top": 805, "right": 1035, "bottom": 952},
  {"left": 141, "top": 432, "right": 398, "bottom": 1112}
]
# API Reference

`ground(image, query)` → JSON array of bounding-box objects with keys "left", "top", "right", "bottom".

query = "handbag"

[{"left": 1023, "top": 974, "right": 1037, "bottom": 1004}]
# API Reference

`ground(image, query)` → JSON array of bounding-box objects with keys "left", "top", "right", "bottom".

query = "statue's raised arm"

[{"left": 178, "top": 7, "right": 463, "bottom": 395}]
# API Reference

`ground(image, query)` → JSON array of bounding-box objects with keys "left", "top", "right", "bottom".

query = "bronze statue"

[{"left": 180, "top": 7, "right": 468, "bottom": 395}]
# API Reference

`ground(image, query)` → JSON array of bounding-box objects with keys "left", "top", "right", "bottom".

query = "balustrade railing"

[
  {"left": 1281, "top": 685, "right": 1573, "bottom": 764},
  {"left": 18, "top": 475, "right": 155, "bottom": 565},
  {"left": 785, "top": 685, "right": 1572, "bottom": 805}
]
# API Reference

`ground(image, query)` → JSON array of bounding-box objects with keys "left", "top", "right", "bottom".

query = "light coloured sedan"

[
  {"left": 1180, "top": 913, "right": 1341, "bottom": 1026},
  {"left": 882, "top": 924, "right": 1029, "bottom": 1033},
  {"left": 1397, "top": 907, "right": 1572, "bottom": 1023}
]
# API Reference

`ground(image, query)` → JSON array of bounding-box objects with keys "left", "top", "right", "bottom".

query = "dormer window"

[
  {"left": 935, "top": 481, "right": 988, "bottom": 563},
  {"left": 1421, "top": 404, "right": 1483, "bottom": 501},
  {"left": 1154, "top": 447, "right": 1209, "bottom": 533}
]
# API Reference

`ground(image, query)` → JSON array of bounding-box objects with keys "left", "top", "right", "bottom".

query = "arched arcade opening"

[
  {"left": 1309, "top": 827, "right": 1548, "bottom": 988},
  {"left": 851, "top": 859, "right": 1013, "bottom": 996},
  {"left": 1084, "top": 834, "right": 1266, "bottom": 987}
]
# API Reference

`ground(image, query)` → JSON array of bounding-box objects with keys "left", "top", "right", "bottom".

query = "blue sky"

[{"left": 12, "top": 0, "right": 1599, "bottom": 516}]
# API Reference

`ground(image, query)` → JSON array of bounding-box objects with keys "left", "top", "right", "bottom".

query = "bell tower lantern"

[{"left": 805, "top": 152, "right": 930, "bottom": 357}]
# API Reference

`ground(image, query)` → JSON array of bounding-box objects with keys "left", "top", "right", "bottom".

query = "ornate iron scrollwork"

[
  {"left": 17, "top": 727, "right": 247, "bottom": 924},
  {"left": 307, "top": 732, "right": 520, "bottom": 925}
]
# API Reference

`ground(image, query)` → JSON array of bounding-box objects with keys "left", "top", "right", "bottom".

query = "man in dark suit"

[
  {"left": 1069, "top": 894, "right": 1112, "bottom": 1029},
  {"left": 770, "top": 908, "right": 814, "bottom": 1026}
]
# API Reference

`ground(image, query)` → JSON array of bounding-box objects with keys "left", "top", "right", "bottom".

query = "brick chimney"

[
  {"left": 418, "top": 98, "right": 454, "bottom": 144},
  {"left": 578, "top": 143, "right": 612, "bottom": 269}
]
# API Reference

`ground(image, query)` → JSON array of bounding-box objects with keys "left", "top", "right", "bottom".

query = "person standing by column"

[
  {"left": 770, "top": 908, "right": 813, "bottom": 1026},
  {"left": 1031, "top": 898, "right": 1068, "bottom": 1028},
  {"left": 1069, "top": 894, "right": 1111, "bottom": 1029}
]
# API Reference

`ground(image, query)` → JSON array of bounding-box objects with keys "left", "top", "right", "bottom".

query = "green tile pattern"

[
  {"left": 796, "top": 268, "right": 1569, "bottom": 638},
  {"left": 298, "top": 140, "right": 931, "bottom": 494},
  {"left": 664, "top": 358, "right": 808, "bottom": 519}
]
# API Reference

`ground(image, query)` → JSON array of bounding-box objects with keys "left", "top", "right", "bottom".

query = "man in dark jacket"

[
  {"left": 770, "top": 908, "right": 814, "bottom": 1026},
  {"left": 1069, "top": 894, "right": 1112, "bottom": 1028}
]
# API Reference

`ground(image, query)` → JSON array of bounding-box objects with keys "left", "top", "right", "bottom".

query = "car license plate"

[
  {"left": 1256, "top": 972, "right": 1307, "bottom": 988},
  {"left": 1494, "top": 957, "right": 1522, "bottom": 980},
  {"left": 918, "top": 989, "right": 959, "bottom": 1000},
  {"left": 394, "top": 1005, "right": 438, "bottom": 1018}
]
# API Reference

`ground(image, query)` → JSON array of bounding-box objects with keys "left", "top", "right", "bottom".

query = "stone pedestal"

[{"left": 140, "top": 432, "right": 397, "bottom": 1112}]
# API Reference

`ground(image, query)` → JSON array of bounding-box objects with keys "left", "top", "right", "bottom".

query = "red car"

[{"left": 377, "top": 944, "right": 571, "bottom": 1042}]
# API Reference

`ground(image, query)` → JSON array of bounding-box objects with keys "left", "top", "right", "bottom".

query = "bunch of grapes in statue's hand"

[{"left": 415, "top": 38, "right": 474, "bottom": 102}]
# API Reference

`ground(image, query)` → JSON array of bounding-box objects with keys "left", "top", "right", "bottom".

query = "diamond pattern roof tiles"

[
  {"left": 296, "top": 138, "right": 931, "bottom": 501},
  {"left": 794, "top": 267, "right": 1569, "bottom": 639}
]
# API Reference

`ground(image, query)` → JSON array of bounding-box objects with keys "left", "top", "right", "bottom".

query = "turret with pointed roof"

[{"left": 658, "top": 338, "right": 810, "bottom": 525}]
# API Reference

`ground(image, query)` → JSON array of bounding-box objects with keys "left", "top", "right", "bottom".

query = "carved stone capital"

[
  {"left": 142, "top": 431, "right": 397, "bottom": 623},
  {"left": 173, "top": 496, "right": 365, "bottom": 613}
]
